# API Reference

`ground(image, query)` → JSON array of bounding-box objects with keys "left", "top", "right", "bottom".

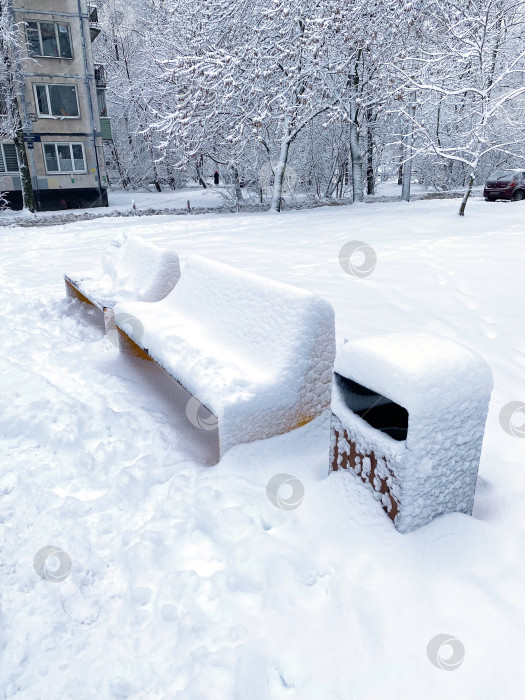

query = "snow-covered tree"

[
  {"left": 0, "top": 0, "right": 35, "bottom": 211},
  {"left": 84, "top": 0, "right": 525, "bottom": 213},
  {"left": 393, "top": 0, "right": 525, "bottom": 214}
]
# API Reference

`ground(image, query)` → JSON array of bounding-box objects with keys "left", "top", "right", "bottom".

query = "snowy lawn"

[
  {"left": 1, "top": 197, "right": 524, "bottom": 699},
  {"left": 0, "top": 185, "right": 227, "bottom": 225},
  {"left": 107, "top": 186, "right": 229, "bottom": 212}
]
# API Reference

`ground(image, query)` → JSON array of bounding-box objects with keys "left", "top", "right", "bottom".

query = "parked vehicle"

[{"left": 483, "top": 169, "right": 525, "bottom": 201}]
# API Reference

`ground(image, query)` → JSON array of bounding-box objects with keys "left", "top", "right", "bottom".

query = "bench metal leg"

[{"left": 103, "top": 307, "right": 115, "bottom": 335}]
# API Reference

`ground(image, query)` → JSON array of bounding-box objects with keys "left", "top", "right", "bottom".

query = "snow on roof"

[{"left": 334, "top": 331, "right": 493, "bottom": 414}]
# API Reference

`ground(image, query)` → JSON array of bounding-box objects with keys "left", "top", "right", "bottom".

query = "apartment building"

[{"left": 0, "top": 0, "right": 110, "bottom": 210}]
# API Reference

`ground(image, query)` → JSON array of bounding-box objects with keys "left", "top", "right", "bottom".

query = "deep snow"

[{"left": 1, "top": 197, "right": 524, "bottom": 699}]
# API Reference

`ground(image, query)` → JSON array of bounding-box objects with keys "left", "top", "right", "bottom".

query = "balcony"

[
  {"left": 94, "top": 64, "right": 107, "bottom": 87},
  {"left": 88, "top": 6, "right": 101, "bottom": 42}
]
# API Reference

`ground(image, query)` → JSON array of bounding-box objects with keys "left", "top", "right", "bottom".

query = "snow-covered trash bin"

[
  {"left": 329, "top": 332, "right": 493, "bottom": 533},
  {"left": 64, "top": 234, "right": 180, "bottom": 333},
  {"left": 114, "top": 254, "right": 336, "bottom": 462}
]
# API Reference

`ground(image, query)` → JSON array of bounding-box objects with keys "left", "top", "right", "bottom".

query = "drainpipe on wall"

[{"left": 77, "top": 0, "right": 103, "bottom": 204}]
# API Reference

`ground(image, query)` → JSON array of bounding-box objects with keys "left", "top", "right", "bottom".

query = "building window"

[
  {"left": 0, "top": 143, "right": 19, "bottom": 173},
  {"left": 34, "top": 84, "right": 79, "bottom": 118},
  {"left": 43, "top": 143, "right": 86, "bottom": 173},
  {"left": 26, "top": 21, "right": 73, "bottom": 59}
]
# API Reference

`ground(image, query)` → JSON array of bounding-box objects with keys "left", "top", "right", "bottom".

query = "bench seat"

[{"left": 115, "top": 255, "right": 336, "bottom": 459}]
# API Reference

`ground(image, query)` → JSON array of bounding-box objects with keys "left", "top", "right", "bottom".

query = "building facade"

[{"left": 0, "top": 0, "right": 110, "bottom": 210}]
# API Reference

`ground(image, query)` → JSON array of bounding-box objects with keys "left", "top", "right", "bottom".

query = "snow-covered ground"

[
  {"left": 1, "top": 198, "right": 524, "bottom": 699},
  {"left": 108, "top": 186, "right": 228, "bottom": 211}
]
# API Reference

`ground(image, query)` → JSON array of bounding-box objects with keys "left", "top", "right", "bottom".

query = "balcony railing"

[
  {"left": 88, "top": 5, "right": 101, "bottom": 42},
  {"left": 94, "top": 64, "right": 107, "bottom": 87}
]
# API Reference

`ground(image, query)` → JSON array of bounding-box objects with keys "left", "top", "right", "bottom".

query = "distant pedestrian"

[{"left": 214, "top": 170, "right": 220, "bottom": 186}]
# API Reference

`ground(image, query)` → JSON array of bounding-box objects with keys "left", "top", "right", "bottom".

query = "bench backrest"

[
  {"left": 100, "top": 235, "right": 180, "bottom": 302},
  {"left": 160, "top": 255, "right": 334, "bottom": 375}
]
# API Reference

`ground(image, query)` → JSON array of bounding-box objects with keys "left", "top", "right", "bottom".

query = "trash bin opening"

[{"left": 334, "top": 373, "right": 408, "bottom": 441}]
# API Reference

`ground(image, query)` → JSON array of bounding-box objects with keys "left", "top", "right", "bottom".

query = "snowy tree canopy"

[{"left": 51, "top": 0, "right": 525, "bottom": 213}]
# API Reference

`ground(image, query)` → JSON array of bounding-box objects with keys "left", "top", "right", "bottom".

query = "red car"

[{"left": 484, "top": 169, "right": 525, "bottom": 201}]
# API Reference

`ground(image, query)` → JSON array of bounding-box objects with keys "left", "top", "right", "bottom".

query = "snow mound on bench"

[
  {"left": 68, "top": 235, "right": 180, "bottom": 308},
  {"left": 115, "top": 255, "right": 336, "bottom": 455}
]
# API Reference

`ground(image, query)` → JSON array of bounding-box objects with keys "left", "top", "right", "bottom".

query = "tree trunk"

[
  {"left": 13, "top": 126, "right": 35, "bottom": 212},
  {"left": 0, "top": 3, "right": 36, "bottom": 212},
  {"left": 397, "top": 143, "right": 404, "bottom": 185},
  {"left": 459, "top": 174, "right": 475, "bottom": 216},
  {"left": 326, "top": 169, "right": 342, "bottom": 199},
  {"left": 401, "top": 156, "right": 412, "bottom": 201},
  {"left": 195, "top": 161, "right": 207, "bottom": 188},
  {"left": 366, "top": 108, "right": 374, "bottom": 195},
  {"left": 347, "top": 54, "right": 363, "bottom": 203},
  {"left": 166, "top": 163, "right": 177, "bottom": 190},
  {"left": 349, "top": 96, "right": 363, "bottom": 202},
  {"left": 110, "top": 142, "right": 130, "bottom": 189},
  {"left": 401, "top": 104, "right": 416, "bottom": 202},
  {"left": 270, "top": 133, "right": 291, "bottom": 212},
  {"left": 145, "top": 132, "right": 161, "bottom": 191},
  {"left": 231, "top": 166, "right": 243, "bottom": 203}
]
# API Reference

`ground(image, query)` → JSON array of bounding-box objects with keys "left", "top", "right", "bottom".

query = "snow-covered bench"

[
  {"left": 114, "top": 255, "right": 336, "bottom": 460},
  {"left": 64, "top": 235, "right": 181, "bottom": 332}
]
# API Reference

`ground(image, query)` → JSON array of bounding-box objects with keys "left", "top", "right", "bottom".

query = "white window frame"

[
  {"left": 0, "top": 143, "right": 19, "bottom": 174},
  {"left": 26, "top": 20, "right": 73, "bottom": 59},
  {"left": 43, "top": 142, "right": 87, "bottom": 174},
  {"left": 34, "top": 83, "right": 80, "bottom": 119}
]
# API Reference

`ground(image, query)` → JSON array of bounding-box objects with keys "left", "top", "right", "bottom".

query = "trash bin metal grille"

[{"left": 330, "top": 413, "right": 400, "bottom": 521}]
